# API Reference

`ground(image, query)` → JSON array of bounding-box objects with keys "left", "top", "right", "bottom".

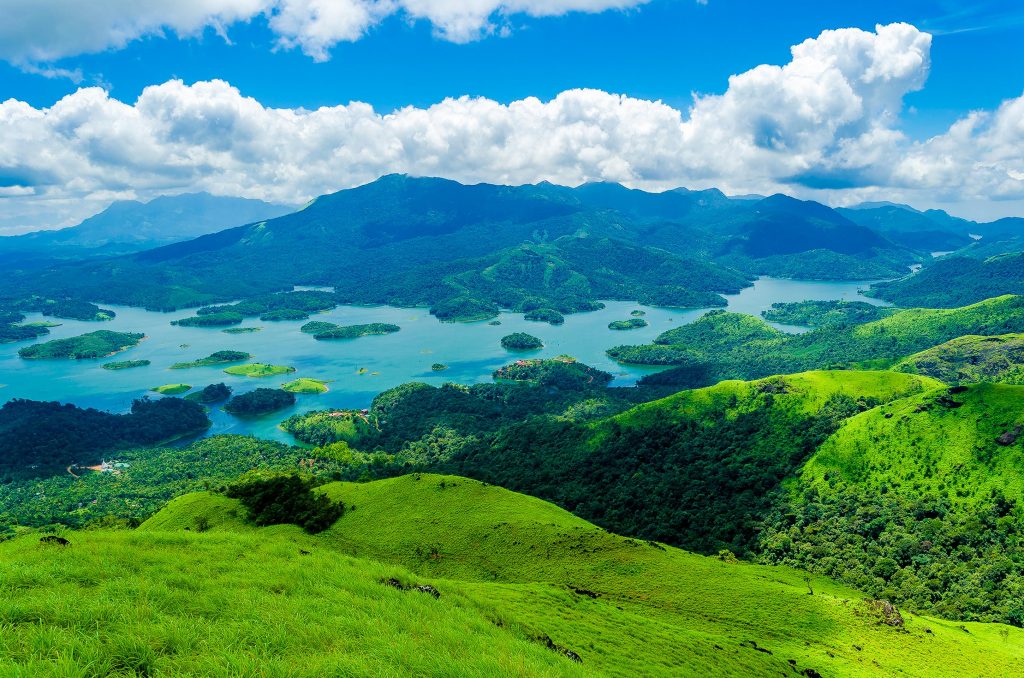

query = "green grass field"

[
  {"left": 892, "top": 333, "right": 1024, "bottom": 385},
  {"left": 150, "top": 383, "right": 192, "bottom": 395},
  {"left": 2, "top": 475, "right": 1021, "bottom": 676},
  {"left": 281, "top": 378, "right": 330, "bottom": 394},
  {"left": 223, "top": 363, "right": 296, "bottom": 377}
]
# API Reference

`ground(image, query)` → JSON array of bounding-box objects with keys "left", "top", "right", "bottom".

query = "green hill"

[
  {"left": 3, "top": 473, "right": 1010, "bottom": 677},
  {"left": 610, "top": 295, "right": 1024, "bottom": 389},
  {"left": 760, "top": 384, "right": 1024, "bottom": 624},
  {"left": 868, "top": 254, "right": 1024, "bottom": 307},
  {"left": 893, "top": 334, "right": 1024, "bottom": 384}
]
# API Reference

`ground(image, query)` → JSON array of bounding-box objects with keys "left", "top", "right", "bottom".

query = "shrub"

[{"left": 225, "top": 473, "right": 344, "bottom": 533}]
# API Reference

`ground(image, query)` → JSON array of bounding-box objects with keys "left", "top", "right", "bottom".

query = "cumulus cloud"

[
  {"left": 0, "top": 0, "right": 650, "bottom": 65},
  {"left": 1, "top": 22, "right": 1022, "bottom": 232}
]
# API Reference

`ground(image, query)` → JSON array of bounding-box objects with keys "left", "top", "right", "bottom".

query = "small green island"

[
  {"left": 222, "top": 327, "right": 261, "bottom": 334},
  {"left": 171, "top": 350, "right": 253, "bottom": 369},
  {"left": 281, "top": 378, "right": 330, "bottom": 394},
  {"left": 609, "top": 318, "right": 649, "bottom": 330},
  {"left": 260, "top": 309, "right": 310, "bottom": 321},
  {"left": 171, "top": 312, "right": 245, "bottom": 328},
  {"left": 301, "top": 322, "right": 401, "bottom": 340},
  {"left": 224, "top": 388, "right": 296, "bottom": 416},
  {"left": 524, "top": 308, "right": 565, "bottom": 325},
  {"left": 184, "top": 383, "right": 233, "bottom": 403},
  {"left": 630, "top": 309, "right": 647, "bottom": 317},
  {"left": 431, "top": 363, "right": 449, "bottom": 371},
  {"left": 102, "top": 359, "right": 151, "bottom": 370},
  {"left": 151, "top": 384, "right": 192, "bottom": 395},
  {"left": 223, "top": 363, "right": 296, "bottom": 378},
  {"left": 501, "top": 332, "right": 544, "bottom": 350},
  {"left": 18, "top": 331, "right": 145, "bottom": 360}
]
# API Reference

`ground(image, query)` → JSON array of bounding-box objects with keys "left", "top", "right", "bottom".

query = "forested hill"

[{"left": 2, "top": 174, "right": 1003, "bottom": 318}]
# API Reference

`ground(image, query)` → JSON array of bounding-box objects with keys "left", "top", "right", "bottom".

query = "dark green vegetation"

[
  {"left": 0, "top": 398, "right": 209, "bottom": 480},
  {"left": 610, "top": 296, "right": 1024, "bottom": 390},
  {"left": 0, "top": 322, "right": 50, "bottom": 344},
  {"left": 224, "top": 388, "right": 296, "bottom": 416},
  {"left": 222, "top": 326, "right": 261, "bottom": 334},
  {"left": 760, "top": 384, "right": 1024, "bottom": 624},
  {"left": 762, "top": 300, "right": 897, "bottom": 328},
  {"left": 225, "top": 472, "right": 344, "bottom": 533},
  {"left": 608, "top": 318, "right": 648, "bottom": 330},
  {"left": 185, "top": 383, "right": 233, "bottom": 404},
  {"left": 0, "top": 435, "right": 348, "bottom": 528},
  {"left": 306, "top": 322, "right": 401, "bottom": 340},
  {"left": 17, "top": 330, "right": 145, "bottom": 360},
  {"left": 870, "top": 253, "right": 1024, "bottom": 307},
  {"left": 493, "top": 357, "right": 613, "bottom": 388},
  {"left": 170, "top": 350, "right": 252, "bottom": 369},
  {"left": 171, "top": 312, "right": 244, "bottom": 327},
  {"left": 23, "top": 299, "right": 116, "bottom": 321},
  {"left": 431, "top": 363, "right": 448, "bottom": 371},
  {"left": 4, "top": 476, "right": 1021, "bottom": 677},
  {"left": 524, "top": 307, "right": 565, "bottom": 325},
  {"left": 260, "top": 308, "right": 310, "bottom": 321},
  {"left": 500, "top": 332, "right": 543, "bottom": 350},
  {"left": 893, "top": 334, "right": 1024, "bottom": 385},
  {"left": 101, "top": 359, "right": 151, "bottom": 370}
]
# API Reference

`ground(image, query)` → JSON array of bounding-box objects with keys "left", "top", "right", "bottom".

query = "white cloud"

[
  {"left": 1, "top": 22, "right": 1022, "bottom": 232},
  {"left": 0, "top": 0, "right": 650, "bottom": 65}
]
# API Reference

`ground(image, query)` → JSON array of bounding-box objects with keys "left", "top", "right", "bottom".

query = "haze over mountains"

[{"left": 0, "top": 193, "right": 293, "bottom": 267}]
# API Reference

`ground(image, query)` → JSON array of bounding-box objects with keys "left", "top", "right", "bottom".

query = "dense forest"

[{"left": 0, "top": 398, "right": 210, "bottom": 479}]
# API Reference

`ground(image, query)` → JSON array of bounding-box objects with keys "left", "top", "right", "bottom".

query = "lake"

[{"left": 0, "top": 277, "right": 887, "bottom": 444}]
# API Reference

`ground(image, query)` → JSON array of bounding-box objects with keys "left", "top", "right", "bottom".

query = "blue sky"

[
  {"left": 3, "top": 0, "right": 1021, "bottom": 137},
  {"left": 1, "top": 0, "right": 1023, "bottom": 231}
]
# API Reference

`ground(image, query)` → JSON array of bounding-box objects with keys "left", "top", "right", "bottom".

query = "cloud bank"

[
  {"left": 0, "top": 0, "right": 651, "bottom": 64},
  {"left": 2, "top": 22, "right": 1023, "bottom": 232}
]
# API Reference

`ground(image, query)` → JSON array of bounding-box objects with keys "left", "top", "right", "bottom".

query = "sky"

[{"left": 1, "top": 0, "right": 1023, "bottom": 233}]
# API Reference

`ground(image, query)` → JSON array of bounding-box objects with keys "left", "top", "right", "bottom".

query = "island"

[
  {"left": 151, "top": 384, "right": 192, "bottom": 395},
  {"left": 631, "top": 310, "right": 647, "bottom": 317},
  {"left": 281, "top": 378, "right": 330, "bottom": 394},
  {"left": 761, "top": 300, "right": 897, "bottom": 328},
  {"left": 524, "top": 308, "right": 565, "bottom": 325},
  {"left": 493, "top": 356, "right": 613, "bottom": 388},
  {"left": 222, "top": 327, "right": 261, "bottom": 334},
  {"left": 501, "top": 332, "right": 543, "bottom": 350},
  {"left": 38, "top": 300, "right": 116, "bottom": 322},
  {"left": 224, "top": 388, "right": 296, "bottom": 416},
  {"left": 102, "top": 360, "right": 151, "bottom": 370},
  {"left": 302, "top": 322, "right": 401, "bottom": 340},
  {"left": 185, "top": 383, "right": 233, "bottom": 404},
  {"left": 431, "top": 363, "right": 449, "bottom": 371},
  {"left": 609, "top": 318, "right": 649, "bottom": 330},
  {"left": 170, "top": 350, "right": 253, "bottom": 369},
  {"left": 223, "top": 363, "right": 296, "bottom": 378},
  {"left": 260, "top": 309, "right": 310, "bottom": 321},
  {"left": 18, "top": 331, "right": 145, "bottom": 360},
  {"left": 171, "top": 312, "right": 244, "bottom": 327}
]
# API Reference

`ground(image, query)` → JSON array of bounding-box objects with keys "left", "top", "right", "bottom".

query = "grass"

[
  {"left": 151, "top": 384, "right": 192, "bottom": 395},
  {"left": 281, "top": 378, "right": 330, "bottom": 394},
  {"left": 3, "top": 474, "right": 1017, "bottom": 677},
  {"left": 892, "top": 333, "right": 1024, "bottom": 385},
  {"left": 223, "top": 363, "right": 296, "bottom": 378}
]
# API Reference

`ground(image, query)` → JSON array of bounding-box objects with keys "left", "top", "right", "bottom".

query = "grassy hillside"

[
  {"left": 893, "top": 333, "right": 1024, "bottom": 384},
  {"left": 3, "top": 474, "right": 1012, "bottom": 677},
  {"left": 611, "top": 295, "right": 1024, "bottom": 389},
  {"left": 760, "top": 384, "right": 1024, "bottom": 624},
  {"left": 442, "top": 370, "right": 939, "bottom": 556}
]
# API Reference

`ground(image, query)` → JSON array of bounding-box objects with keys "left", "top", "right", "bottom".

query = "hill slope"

[
  {"left": 893, "top": 333, "right": 1024, "bottom": 384},
  {"left": 868, "top": 254, "right": 1024, "bottom": 307},
  {"left": 760, "top": 384, "right": 1024, "bottom": 624},
  {"left": 8, "top": 474, "right": 990, "bottom": 676}
]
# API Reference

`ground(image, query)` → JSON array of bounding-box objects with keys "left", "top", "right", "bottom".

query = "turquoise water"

[{"left": 0, "top": 277, "right": 886, "bottom": 443}]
